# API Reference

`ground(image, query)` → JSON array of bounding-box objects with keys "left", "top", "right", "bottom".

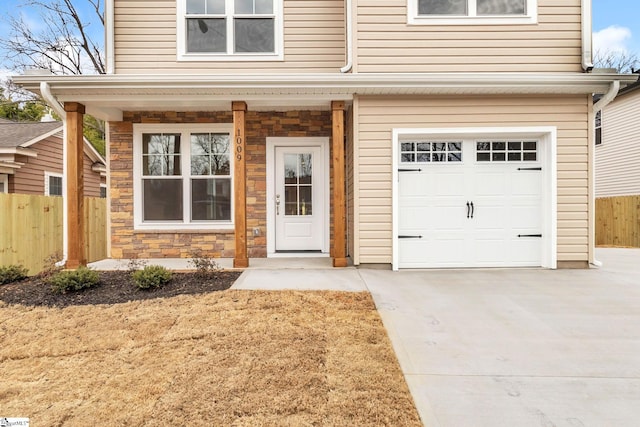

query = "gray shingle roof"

[{"left": 0, "top": 121, "right": 63, "bottom": 148}]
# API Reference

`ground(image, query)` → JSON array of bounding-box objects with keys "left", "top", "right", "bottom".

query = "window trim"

[
  {"left": 133, "top": 123, "right": 234, "bottom": 231},
  {"left": 407, "top": 0, "right": 537, "bottom": 25},
  {"left": 44, "top": 171, "right": 64, "bottom": 196},
  {"left": 176, "top": 0, "right": 284, "bottom": 61}
]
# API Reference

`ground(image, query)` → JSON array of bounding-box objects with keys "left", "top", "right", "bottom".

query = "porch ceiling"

[{"left": 13, "top": 72, "right": 639, "bottom": 121}]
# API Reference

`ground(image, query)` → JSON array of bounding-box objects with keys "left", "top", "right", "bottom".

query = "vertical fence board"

[
  {"left": 596, "top": 195, "right": 640, "bottom": 248},
  {"left": 84, "top": 197, "right": 107, "bottom": 263},
  {"left": 0, "top": 194, "right": 106, "bottom": 275}
]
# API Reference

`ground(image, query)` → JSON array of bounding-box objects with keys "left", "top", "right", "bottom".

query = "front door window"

[{"left": 284, "top": 153, "right": 313, "bottom": 216}]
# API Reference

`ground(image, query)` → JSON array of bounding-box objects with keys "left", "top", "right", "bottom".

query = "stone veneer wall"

[{"left": 109, "top": 110, "right": 332, "bottom": 259}]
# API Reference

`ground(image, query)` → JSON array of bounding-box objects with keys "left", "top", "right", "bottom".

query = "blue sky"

[{"left": 593, "top": 0, "right": 640, "bottom": 54}]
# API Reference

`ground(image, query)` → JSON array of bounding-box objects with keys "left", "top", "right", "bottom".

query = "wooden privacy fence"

[
  {"left": 596, "top": 195, "right": 640, "bottom": 248},
  {"left": 0, "top": 193, "right": 107, "bottom": 275}
]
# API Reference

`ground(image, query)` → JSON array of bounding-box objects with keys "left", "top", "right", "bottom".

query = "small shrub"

[
  {"left": 188, "top": 250, "right": 223, "bottom": 277},
  {"left": 132, "top": 265, "right": 172, "bottom": 289},
  {"left": 49, "top": 266, "right": 100, "bottom": 294},
  {"left": 0, "top": 265, "right": 29, "bottom": 285}
]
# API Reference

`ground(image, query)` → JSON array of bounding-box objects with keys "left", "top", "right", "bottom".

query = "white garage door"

[{"left": 397, "top": 139, "right": 543, "bottom": 268}]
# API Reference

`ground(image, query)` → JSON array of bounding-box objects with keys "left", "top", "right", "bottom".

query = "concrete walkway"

[{"left": 363, "top": 248, "right": 640, "bottom": 426}]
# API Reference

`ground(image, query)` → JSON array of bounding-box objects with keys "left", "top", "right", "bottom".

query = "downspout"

[
  {"left": 106, "top": 0, "right": 115, "bottom": 74},
  {"left": 40, "top": 82, "right": 66, "bottom": 119},
  {"left": 41, "top": 82, "right": 68, "bottom": 266},
  {"left": 593, "top": 80, "right": 620, "bottom": 113},
  {"left": 340, "top": 0, "right": 352, "bottom": 73},
  {"left": 581, "top": 0, "right": 594, "bottom": 71},
  {"left": 590, "top": 80, "right": 620, "bottom": 267}
]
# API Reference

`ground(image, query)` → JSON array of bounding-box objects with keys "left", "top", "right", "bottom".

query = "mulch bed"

[{"left": 0, "top": 270, "right": 242, "bottom": 308}]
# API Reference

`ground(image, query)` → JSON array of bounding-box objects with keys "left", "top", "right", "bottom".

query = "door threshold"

[{"left": 269, "top": 252, "right": 329, "bottom": 258}]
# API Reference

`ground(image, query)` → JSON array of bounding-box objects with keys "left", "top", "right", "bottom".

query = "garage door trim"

[{"left": 391, "top": 126, "right": 557, "bottom": 270}]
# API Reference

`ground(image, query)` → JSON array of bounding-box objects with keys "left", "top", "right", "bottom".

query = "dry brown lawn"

[{"left": 0, "top": 290, "right": 422, "bottom": 426}]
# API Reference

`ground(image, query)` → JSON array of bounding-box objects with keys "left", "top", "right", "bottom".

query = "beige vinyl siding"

[
  {"left": 355, "top": 0, "right": 582, "bottom": 73},
  {"left": 595, "top": 91, "right": 640, "bottom": 197},
  {"left": 114, "top": 0, "right": 345, "bottom": 74},
  {"left": 355, "top": 94, "right": 589, "bottom": 264},
  {"left": 11, "top": 137, "right": 103, "bottom": 197}
]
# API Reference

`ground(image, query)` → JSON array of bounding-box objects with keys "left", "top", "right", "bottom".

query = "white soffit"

[{"left": 12, "top": 73, "right": 639, "bottom": 118}]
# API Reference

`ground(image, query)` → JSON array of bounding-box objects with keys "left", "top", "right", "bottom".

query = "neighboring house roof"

[
  {"left": 0, "top": 120, "right": 63, "bottom": 148},
  {"left": 0, "top": 119, "right": 106, "bottom": 176},
  {"left": 615, "top": 73, "right": 640, "bottom": 97}
]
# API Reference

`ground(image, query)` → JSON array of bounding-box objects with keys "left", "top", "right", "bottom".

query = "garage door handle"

[
  {"left": 398, "top": 235, "right": 423, "bottom": 239},
  {"left": 466, "top": 201, "right": 470, "bottom": 218},
  {"left": 470, "top": 202, "right": 474, "bottom": 219},
  {"left": 518, "top": 234, "right": 542, "bottom": 238}
]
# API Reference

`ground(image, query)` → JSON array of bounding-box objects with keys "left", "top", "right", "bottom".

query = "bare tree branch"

[
  {"left": 593, "top": 49, "right": 640, "bottom": 73},
  {"left": 0, "top": 0, "right": 105, "bottom": 75}
]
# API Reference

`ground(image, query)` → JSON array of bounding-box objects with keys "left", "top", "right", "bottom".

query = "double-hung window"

[
  {"left": 408, "top": 0, "right": 537, "bottom": 24},
  {"left": 133, "top": 124, "right": 234, "bottom": 230},
  {"left": 178, "top": 0, "right": 283, "bottom": 60},
  {"left": 45, "top": 172, "right": 63, "bottom": 196},
  {"left": 595, "top": 110, "right": 602, "bottom": 145}
]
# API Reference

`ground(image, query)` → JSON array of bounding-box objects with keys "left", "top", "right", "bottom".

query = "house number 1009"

[{"left": 235, "top": 132, "right": 243, "bottom": 161}]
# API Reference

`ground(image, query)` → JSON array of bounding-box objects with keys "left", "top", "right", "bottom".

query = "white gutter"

[
  {"left": 581, "top": 0, "right": 594, "bottom": 71},
  {"left": 40, "top": 81, "right": 68, "bottom": 266},
  {"left": 590, "top": 80, "right": 620, "bottom": 268},
  {"left": 40, "top": 82, "right": 66, "bottom": 119},
  {"left": 340, "top": 0, "right": 352, "bottom": 73},
  {"left": 106, "top": 0, "right": 115, "bottom": 74}
]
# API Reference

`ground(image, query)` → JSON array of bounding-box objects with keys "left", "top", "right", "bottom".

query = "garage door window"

[
  {"left": 401, "top": 141, "right": 462, "bottom": 163},
  {"left": 476, "top": 141, "right": 537, "bottom": 162}
]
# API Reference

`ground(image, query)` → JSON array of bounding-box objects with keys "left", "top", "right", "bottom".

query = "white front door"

[{"left": 274, "top": 145, "right": 325, "bottom": 251}]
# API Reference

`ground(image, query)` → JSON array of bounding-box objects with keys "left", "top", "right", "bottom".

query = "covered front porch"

[{"left": 20, "top": 80, "right": 351, "bottom": 268}]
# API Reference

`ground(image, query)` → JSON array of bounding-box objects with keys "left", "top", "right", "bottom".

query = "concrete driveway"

[{"left": 362, "top": 248, "right": 640, "bottom": 426}]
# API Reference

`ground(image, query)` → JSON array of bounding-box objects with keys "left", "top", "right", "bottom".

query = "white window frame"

[
  {"left": 176, "top": 0, "right": 284, "bottom": 61},
  {"left": 408, "top": 0, "right": 537, "bottom": 25},
  {"left": 392, "top": 126, "right": 557, "bottom": 271},
  {"left": 133, "top": 123, "right": 234, "bottom": 231},
  {"left": 0, "top": 174, "right": 8, "bottom": 193},
  {"left": 44, "top": 171, "right": 64, "bottom": 196}
]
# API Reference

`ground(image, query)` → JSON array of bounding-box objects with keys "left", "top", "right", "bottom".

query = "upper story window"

[
  {"left": 408, "top": 0, "right": 537, "bottom": 25},
  {"left": 178, "top": 0, "right": 283, "bottom": 61}
]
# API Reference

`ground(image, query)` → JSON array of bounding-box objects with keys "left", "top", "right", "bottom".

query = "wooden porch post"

[
  {"left": 332, "top": 101, "right": 348, "bottom": 267},
  {"left": 233, "top": 101, "right": 249, "bottom": 268},
  {"left": 64, "top": 102, "right": 86, "bottom": 269}
]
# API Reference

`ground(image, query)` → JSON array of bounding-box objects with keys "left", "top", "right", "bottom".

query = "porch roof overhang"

[{"left": 13, "top": 72, "right": 639, "bottom": 121}]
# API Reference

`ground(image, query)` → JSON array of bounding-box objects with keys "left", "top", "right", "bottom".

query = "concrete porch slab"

[{"left": 88, "top": 256, "right": 334, "bottom": 271}]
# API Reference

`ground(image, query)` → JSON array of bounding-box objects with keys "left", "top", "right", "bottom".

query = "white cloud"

[
  {"left": 593, "top": 25, "right": 633, "bottom": 54},
  {"left": 0, "top": 68, "right": 12, "bottom": 85}
]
